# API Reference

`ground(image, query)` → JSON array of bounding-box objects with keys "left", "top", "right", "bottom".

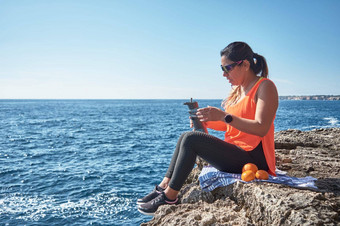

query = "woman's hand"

[{"left": 196, "top": 106, "right": 226, "bottom": 122}]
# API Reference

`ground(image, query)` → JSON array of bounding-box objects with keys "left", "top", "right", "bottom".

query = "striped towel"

[{"left": 198, "top": 166, "right": 318, "bottom": 192}]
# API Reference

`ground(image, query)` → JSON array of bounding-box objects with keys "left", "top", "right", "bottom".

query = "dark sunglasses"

[{"left": 220, "top": 60, "right": 243, "bottom": 73}]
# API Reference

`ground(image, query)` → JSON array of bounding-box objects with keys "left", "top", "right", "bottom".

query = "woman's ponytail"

[{"left": 252, "top": 53, "right": 268, "bottom": 78}]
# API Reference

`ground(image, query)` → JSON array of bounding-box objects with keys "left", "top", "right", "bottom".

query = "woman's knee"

[
  {"left": 178, "top": 131, "right": 197, "bottom": 142},
  {"left": 179, "top": 131, "right": 192, "bottom": 138},
  {"left": 181, "top": 131, "right": 203, "bottom": 146}
]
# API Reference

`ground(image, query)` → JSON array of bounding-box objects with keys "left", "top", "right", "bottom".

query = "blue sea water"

[{"left": 0, "top": 99, "right": 339, "bottom": 225}]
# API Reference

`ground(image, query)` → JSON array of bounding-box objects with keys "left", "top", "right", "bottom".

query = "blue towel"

[{"left": 198, "top": 166, "right": 318, "bottom": 192}]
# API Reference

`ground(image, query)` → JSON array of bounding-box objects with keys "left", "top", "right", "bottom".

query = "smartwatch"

[{"left": 224, "top": 114, "right": 233, "bottom": 123}]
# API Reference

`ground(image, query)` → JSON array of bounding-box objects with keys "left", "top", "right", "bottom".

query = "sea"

[{"left": 1, "top": 99, "right": 339, "bottom": 225}]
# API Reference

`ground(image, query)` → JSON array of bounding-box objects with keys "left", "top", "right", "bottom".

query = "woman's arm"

[
  {"left": 196, "top": 80, "right": 278, "bottom": 137},
  {"left": 190, "top": 117, "right": 227, "bottom": 131}
]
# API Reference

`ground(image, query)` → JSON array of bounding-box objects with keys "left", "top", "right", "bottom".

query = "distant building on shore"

[{"left": 279, "top": 95, "right": 340, "bottom": 100}]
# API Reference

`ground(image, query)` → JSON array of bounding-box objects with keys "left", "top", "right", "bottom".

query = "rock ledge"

[{"left": 142, "top": 128, "right": 340, "bottom": 225}]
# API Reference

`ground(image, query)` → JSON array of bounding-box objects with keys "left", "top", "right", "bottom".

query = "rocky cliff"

[{"left": 141, "top": 128, "right": 340, "bottom": 225}]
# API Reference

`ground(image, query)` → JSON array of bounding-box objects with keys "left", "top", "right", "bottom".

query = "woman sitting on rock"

[{"left": 138, "top": 41, "right": 279, "bottom": 216}]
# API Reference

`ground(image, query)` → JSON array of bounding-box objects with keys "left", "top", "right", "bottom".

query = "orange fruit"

[
  {"left": 241, "top": 170, "right": 255, "bottom": 182},
  {"left": 255, "top": 170, "right": 269, "bottom": 180},
  {"left": 242, "top": 163, "right": 258, "bottom": 174}
]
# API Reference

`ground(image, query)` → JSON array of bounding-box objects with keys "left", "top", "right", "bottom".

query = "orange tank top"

[{"left": 206, "top": 77, "right": 276, "bottom": 175}]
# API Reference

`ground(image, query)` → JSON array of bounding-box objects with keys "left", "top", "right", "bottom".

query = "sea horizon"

[{"left": 1, "top": 95, "right": 340, "bottom": 100}]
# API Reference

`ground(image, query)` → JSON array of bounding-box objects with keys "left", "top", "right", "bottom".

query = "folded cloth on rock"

[{"left": 199, "top": 166, "right": 318, "bottom": 192}]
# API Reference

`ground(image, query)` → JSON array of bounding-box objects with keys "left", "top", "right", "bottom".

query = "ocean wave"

[
  {"left": 323, "top": 117, "right": 339, "bottom": 126},
  {"left": 0, "top": 190, "right": 135, "bottom": 224},
  {"left": 300, "top": 117, "right": 339, "bottom": 130}
]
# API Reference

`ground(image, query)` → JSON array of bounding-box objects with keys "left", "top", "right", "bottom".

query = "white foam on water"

[
  {"left": 323, "top": 117, "right": 339, "bottom": 126},
  {"left": 0, "top": 190, "right": 133, "bottom": 222},
  {"left": 0, "top": 193, "right": 55, "bottom": 221},
  {"left": 300, "top": 117, "right": 339, "bottom": 130}
]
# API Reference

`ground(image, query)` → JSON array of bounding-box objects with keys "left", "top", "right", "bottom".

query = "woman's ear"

[{"left": 242, "top": 60, "right": 251, "bottom": 71}]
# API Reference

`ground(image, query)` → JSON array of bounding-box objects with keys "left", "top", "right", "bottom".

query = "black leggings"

[{"left": 164, "top": 131, "right": 269, "bottom": 191}]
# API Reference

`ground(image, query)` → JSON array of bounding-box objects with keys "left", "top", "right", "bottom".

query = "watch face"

[{"left": 225, "top": 114, "right": 233, "bottom": 123}]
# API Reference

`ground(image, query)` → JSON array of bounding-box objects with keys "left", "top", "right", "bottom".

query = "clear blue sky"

[{"left": 1, "top": 0, "right": 339, "bottom": 99}]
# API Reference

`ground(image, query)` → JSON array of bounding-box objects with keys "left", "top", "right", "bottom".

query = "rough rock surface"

[{"left": 141, "top": 128, "right": 340, "bottom": 225}]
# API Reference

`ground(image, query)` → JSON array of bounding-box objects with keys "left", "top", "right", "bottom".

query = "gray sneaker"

[
  {"left": 137, "top": 185, "right": 164, "bottom": 205},
  {"left": 138, "top": 192, "right": 178, "bottom": 216}
]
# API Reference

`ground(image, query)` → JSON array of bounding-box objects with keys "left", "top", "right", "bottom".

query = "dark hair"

[{"left": 220, "top": 41, "right": 268, "bottom": 77}]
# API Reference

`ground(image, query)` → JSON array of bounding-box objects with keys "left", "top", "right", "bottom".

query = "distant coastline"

[
  {"left": 279, "top": 95, "right": 340, "bottom": 100},
  {"left": 0, "top": 96, "right": 340, "bottom": 100}
]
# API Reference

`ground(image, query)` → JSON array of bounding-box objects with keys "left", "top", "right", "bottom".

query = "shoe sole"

[
  {"left": 136, "top": 201, "right": 146, "bottom": 205},
  {"left": 138, "top": 208, "right": 155, "bottom": 216}
]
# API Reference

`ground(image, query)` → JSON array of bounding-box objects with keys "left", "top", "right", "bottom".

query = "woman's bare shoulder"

[
  {"left": 259, "top": 79, "right": 277, "bottom": 93},
  {"left": 256, "top": 79, "right": 278, "bottom": 102}
]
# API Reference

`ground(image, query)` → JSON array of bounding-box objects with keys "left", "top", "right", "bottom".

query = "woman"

[{"left": 138, "top": 41, "right": 278, "bottom": 216}]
